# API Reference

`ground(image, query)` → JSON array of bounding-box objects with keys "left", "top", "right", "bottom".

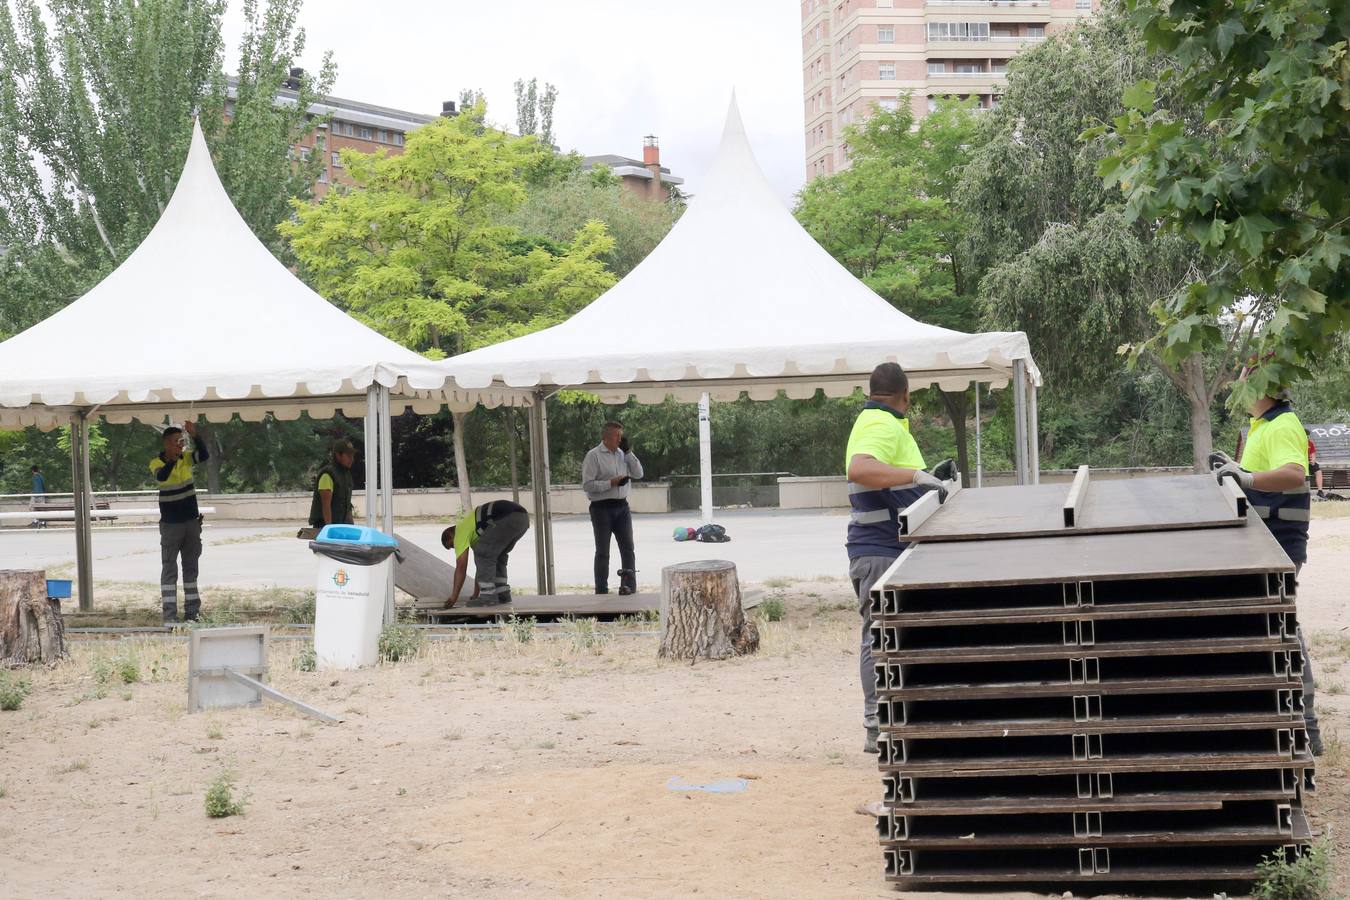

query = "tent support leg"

[
  {"left": 71, "top": 411, "right": 94, "bottom": 611},
  {"left": 364, "top": 386, "right": 379, "bottom": 529},
  {"left": 698, "top": 393, "right": 713, "bottom": 525},
  {"left": 537, "top": 392, "right": 555, "bottom": 595},
  {"left": 974, "top": 383, "right": 983, "bottom": 489},
  {"left": 1028, "top": 383, "right": 1040, "bottom": 485},
  {"left": 379, "top": 386, "right": 395, "bottom": 624},
  {"left": 528, "top": 398, "right": 547, "bottom": 595},
  {"left": 1012, "top": 360, "right": 1029, "bottom": 486}
]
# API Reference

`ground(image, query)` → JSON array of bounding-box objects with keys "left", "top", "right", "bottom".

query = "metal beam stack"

[{"left": 870, "top": 472, "right": 1316, "bottom": 889}]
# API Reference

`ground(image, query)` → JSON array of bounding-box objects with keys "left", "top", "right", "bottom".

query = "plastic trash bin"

[{"left": 309, "top": 525, "right": 399, "bottom": 669}]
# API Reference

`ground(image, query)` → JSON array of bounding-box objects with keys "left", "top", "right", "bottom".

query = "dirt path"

[{"left": 1, "top": 512, "right": 1346, "bottom": 898}]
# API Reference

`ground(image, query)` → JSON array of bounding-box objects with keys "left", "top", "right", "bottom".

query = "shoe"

[
  {"left": 864, "top": 726, "right": 880, "bottom": 755},
  {"left": 618, "top": 586, "right": 634, "bottom": 596},
  {"left": 1311, "top": 733, "right": 1324, "bottom": 757}
]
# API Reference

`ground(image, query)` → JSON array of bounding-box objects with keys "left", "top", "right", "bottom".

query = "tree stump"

[
  {"left": 659, "top": 560, "right": 759, "bottom": 662},
  {"left": 1, "top": 570, "right": 67, "bottom": 667}
]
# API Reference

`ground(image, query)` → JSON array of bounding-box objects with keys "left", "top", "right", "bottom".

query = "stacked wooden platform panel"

[{"left": 871, "top": 473, "right": 1316, "bottom": 889}]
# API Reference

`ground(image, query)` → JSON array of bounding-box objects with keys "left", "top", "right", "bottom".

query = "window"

[
  {"left": 879, "top": 64, "right": 896, "bottom": 80},
  {"left": 878, "top": 98, "right": 898, "bottom": 111},
  {"left": 331, "top": 151, "right": 342, "bottom": 166},
  {"left": 928, "top": 97, "right": 938, "bottom": 111},
  {"left": 299, "top": 146, "right": 311, "bottom": 161},
  {"left": 392, "top": 132, "right": 404, "bottom": 146},
  {"left": 359, "top": 126, "right": 373, "bottom": 140},
  {"left": 317, "top": 169, "right": 327, "bottom": 183},
  {"left": 927, "top": 21, "right": 989, "bottom": 41},
  {"left": 340, "top": 121, "right": 355, "bottom": 137},
  {"left": 991, "top": 61, "right": 1008, "bottom": 73},
  {"left": 1076, "top": 0, "right": 1090, "bottom": 8},
  {"left": 1027, "top": 25, "right": 1045, "bottom": 36},
  {"left": 954, "top": 62, "right": 984, "bottom": 73},
  {"left": 928, "top": 61, "right": 946, "bottom": 73},
  {"left": 377, "top": 129, "right": 388, "bottom": 143},
  {"left": 877, "top": 26, "right": 894, "bottom": 43}
]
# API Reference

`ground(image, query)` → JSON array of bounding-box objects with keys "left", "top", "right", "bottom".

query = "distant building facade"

[
  {"left": 584, "top": 136, "right": 685, "bottom": 201},
  {"left": 801, "top": 0, "right": 1097, "bottom": 182}
]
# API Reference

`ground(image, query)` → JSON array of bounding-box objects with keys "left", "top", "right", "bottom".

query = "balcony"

[{"left": 928, "top": 0, "right": 1047, "bottom": 5}]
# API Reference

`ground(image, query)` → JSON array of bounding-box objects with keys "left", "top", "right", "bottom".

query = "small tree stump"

[
  {"left": 659, "top": 560, "right": 759, "bottom": 662},
  {"left": 1, "top": 570, "right": 67, "bottom": 667}
]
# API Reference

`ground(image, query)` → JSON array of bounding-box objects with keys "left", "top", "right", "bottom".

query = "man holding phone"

[{"left": 582, "top": 421, "right": 644, "bottom": 595}]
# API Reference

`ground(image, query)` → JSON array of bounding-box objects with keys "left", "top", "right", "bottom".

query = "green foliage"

[
  {"left": 92, "top": 648, "right": 142, "bottom": 686},
  {"left": 1253, "top": 841, "right": 1333, "bottom": 900},
  {"left": 505, "top": 614, "right": 536, "bottom": 644},
  {"left": 292, "top": 644, "right": 317, "bottom": 672},
  {"left": 0, "top": 672, "right": 32, "bottom": 711},
  {"left": 565, "top": 616, "right": 609, "bottom": 654},
  {"left": 378, "top": 623, "right": 423, "bottom": 663},
  {"left": 281, "top": 104, "right": 615, "bottom": 358},
  {"left": 281, "top": 593, "right": 317, "bottom": 625},
  {"left": 513, "top": 76, "right": 558, "bottom": 147},
  {"left": 758, "top": 597, "right": 786, "bottom": 623},
  {"left": 204, "top": 771, "right": 246, "bottom": 818},
  {"left": 1101, "top": 0, "right": 1350, "bottom": 405},
  {"left": 0, "top": 0, "right": 333, "bottom": 338}
]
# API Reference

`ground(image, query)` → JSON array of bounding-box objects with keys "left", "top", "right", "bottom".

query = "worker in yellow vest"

[
  {"left": 149, "top": 421, "right": 209, "bottom": 623},
  {"left": 1210, "top": 386, "right": 1320, "bottom": 755},
  {"left": 845, "top": 363, "right": 952, "bottom": 754}
]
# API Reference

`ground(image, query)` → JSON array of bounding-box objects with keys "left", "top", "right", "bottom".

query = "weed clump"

[
  {"left": 0, "top": 672, "right": 31, "bottom": 711},
  {"left": 505, "top": 615, "right": 536, "bottom": 644},
  {"left": 566, "top": 617, "right": 610, "bottom": 654},
  {"left": 293, "top": 644, "right": 317, "bottom": 672},
  {"left": 378, "top": 623, "right": 423, "bottom": 663},
  {"left": 758, "top": 597, "right": 786, "bottom": 623},
  {"left": 92, "top": 648, "right": 141, "bottom": 685},
  {"left": 1254, "top": 840, "right": 1332, "bottom": 900},
  {"left": 204, "top": 772, "right": 246, "bottom": 818}
]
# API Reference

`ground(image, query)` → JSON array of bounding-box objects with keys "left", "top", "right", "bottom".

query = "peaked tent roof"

[
  {"left": 429, "top": 97, "right": 1040, "bottom": 406},
  {"left": 0, "top": 122, "right": 474, "bottom": 430}
]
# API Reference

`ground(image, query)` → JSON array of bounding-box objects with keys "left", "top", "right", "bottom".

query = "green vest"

[{"left": 309, "top": 461, "right": 354, "bottom": 527}]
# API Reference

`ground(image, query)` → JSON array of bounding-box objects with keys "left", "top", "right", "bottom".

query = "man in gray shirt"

[{"left": 582, "top": 421, "right": 644, "bottom": 594}]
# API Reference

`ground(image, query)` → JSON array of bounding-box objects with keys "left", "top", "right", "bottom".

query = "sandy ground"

[{"left": 2, "top": 509, "right": 1348, "bottom": 899}]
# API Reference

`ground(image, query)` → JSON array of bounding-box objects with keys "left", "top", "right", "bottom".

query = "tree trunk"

[
  {"left": 1180, "top": 352, "right": 1215, "bottom": 473},
  {"left": 940, "top": 389, "right": 971, "bottom": 486},
  {"left": 451, "top": 411, "right": 472, "bottom": 510},
  {"left": 1, "top": 570, "right": 66, "bottom": 666},
  {"left": 658, "top": 560, "right": 759, "bottom": 662}
]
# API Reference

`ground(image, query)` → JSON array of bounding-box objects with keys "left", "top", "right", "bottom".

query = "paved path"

[{"left": 0, "top": 508, "right": 851, "bottom": 594}]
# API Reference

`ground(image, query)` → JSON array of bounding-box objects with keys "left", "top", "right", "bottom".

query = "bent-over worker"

[
  {"left": 441, "top": 500, "right": 530, "bottom": 607},
  {"left": 150, "top": 422, "right": 209, "bottom": 623},
  {"left": 582, "top": 421, "right": 644, "bottom": 595},
  {"left": 845, "top": 363, "right": 953, "bottom": 755},
  {"left": 309, "top": 439, "right": 357, "bottom": 528},
  {"left": 1211, "top": 385, "right": 1321, "bottom": 756}
]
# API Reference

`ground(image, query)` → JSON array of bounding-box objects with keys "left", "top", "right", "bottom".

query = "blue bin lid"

[{"left": 315, "top": 524, "right": 398, "bottom": 547}]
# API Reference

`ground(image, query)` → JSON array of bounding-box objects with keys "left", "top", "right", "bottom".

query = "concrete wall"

[
  {"left": 778, "top": 467, "right": 1195, "bottom": 509},
  {"left": 0, "top": 483, "right": 671, "bottom": 522}
]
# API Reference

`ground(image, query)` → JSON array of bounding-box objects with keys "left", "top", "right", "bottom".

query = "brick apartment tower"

[{"left": 801, "top": 0, "right": 1097, "bottom": 182}]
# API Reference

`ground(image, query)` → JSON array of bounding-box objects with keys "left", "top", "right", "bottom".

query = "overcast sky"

[{"left": 222, "top": 0, "right": 808, "bottom": 202}]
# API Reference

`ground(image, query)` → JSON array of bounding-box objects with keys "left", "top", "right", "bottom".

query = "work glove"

[
  {"left": 1208, "top": 450, "right": 1254, "bottom": 489},
  {"left": 912, "top": 469, "right": 949, "bottom": 503},
  {"left": 930, "top": 458, "right": 957, "bottom": 483},
  {"left": 619, "top": 435, "right": 630, "bottom": 454}
]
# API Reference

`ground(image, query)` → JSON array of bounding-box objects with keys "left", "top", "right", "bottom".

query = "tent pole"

[
  {"left": 71, "top": 412, "right": 95, "bottom": 611},
  {"left": 507, "top": 408, "right": 521, "bottom": 504},
  {"left": 698, "top": 393, "right": 713, "bottom": 525},
  {"left": 1012, "top": 360, "right": 1029, "bottom": 486},
  {"left": 974, "top": 383, "right": 983, "bottom": 489},
  {"left": 379, "top": 386, "right": 395, "bottom": 623},
  {"left": 1028, "top": 383, "right": 1040, "bottom": 485},
  {"left": 364, "top": 385, "right": 378, "bottom": 528},
  {"left": 528, "top": 397, "right": 547, "bottom": 595},
  {"left": 537, "top": 391, "right": 556, "bottom": 595}
]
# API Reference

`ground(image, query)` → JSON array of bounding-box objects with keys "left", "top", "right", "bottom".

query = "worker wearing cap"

[
  {"left": 845, "top": 363, "right": 953, "bottom": 755},
  {"left": 441, "top": 500, "right": 530, "bottom": 607},
  {"left": 309, "top": 439, "right": 357, "bottom": 528},
  {"left": 1210, "top": 387, "right": 1321, "bottom": 755},
  {"left": 149, "top": 421, "right": 209, "bottom": 623}
]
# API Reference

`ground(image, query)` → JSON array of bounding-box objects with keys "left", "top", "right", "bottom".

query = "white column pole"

[
  {"left": 72, "top": 412, "right": 95, "bottom": 611},
  {"left": 379, "top": 386, "right": 395, "bottom": 623},
  {"left": 364, "top": 385, "right": 379, "bottom": 528},
  {"left": 1028, "top": 383, "right": 1041, "bottom": 485},
  {"left": 698, "top": 393, "right": 713, "bottom": 525},
  {"left": 528, "top": 397, "right": 548, "bottom": 595},
  {"left": 974, "top": 383, "right": 983, "bottom": 489},
  {"left": 1012, "top": 360, "right": 1029, "bottom": 486},
  {"left": 537, "top": 392, "right": 555, "bottom": 595}
]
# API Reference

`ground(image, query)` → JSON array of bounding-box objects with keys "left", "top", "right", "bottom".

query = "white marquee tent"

[
  {"left": 0, "top": 122, "right": 464, "bottom": 614},
  {"left": 429, "top": 98, "right": 1044, "bottom": 592}
]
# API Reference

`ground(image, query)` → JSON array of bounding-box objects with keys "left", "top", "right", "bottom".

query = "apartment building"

[
  {"left": 226, "top": 70, "right": 438, "bottom": 197},
  {"left": 583, "top": 136, "right": 686, "bottom": 202},
  {"left": 801, "top": 0, "right": 1096, "bottom": 181}
]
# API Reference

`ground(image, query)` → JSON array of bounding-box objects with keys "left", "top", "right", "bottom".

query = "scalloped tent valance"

[
  {"left": 0, "top": 121, "right": 454, "bottom": 430},
  {"left": 425, "top": 96, "right": 1041, "bottom": 403}
]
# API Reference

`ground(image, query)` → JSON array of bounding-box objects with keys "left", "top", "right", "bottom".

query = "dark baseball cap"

[{"left": 333, "top": 439, "right": 356, "bottom": 454}]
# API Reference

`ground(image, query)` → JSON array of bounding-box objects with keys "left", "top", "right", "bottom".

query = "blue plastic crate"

[{"left": 46, "top": 579, "right": 72, "bottom": 599}]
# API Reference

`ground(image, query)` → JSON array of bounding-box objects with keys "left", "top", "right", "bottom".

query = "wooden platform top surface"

[
  {"left": 907, "top": 474, "right": 1242, "bottom": 542},
  {"left": 888, "top": 515, "right": 1292, "bottom": 590},
  {"left": 420, "top": 592, "right": 660, "bottom": 619}
]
